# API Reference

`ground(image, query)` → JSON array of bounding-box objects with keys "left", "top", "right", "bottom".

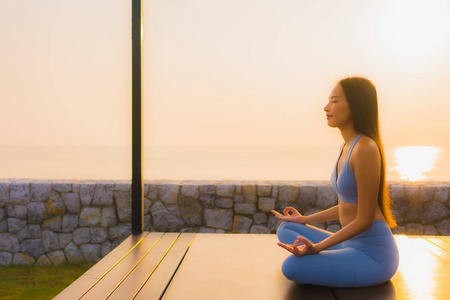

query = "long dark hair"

[{"left": 338, "top": 77, "right": 397, "bottom": 228}]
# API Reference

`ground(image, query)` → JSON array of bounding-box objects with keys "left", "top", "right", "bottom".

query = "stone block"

[
  {"left": 62, "top": 215, "right": 79, "bottom": 232},
  {"left": 242, "top": 184, "right": 257, "bottom": 204},
  {"left": 253, "top": 213, "right": 267, "bottom": 225},
  {"left": 36, "top": 255, "right": 51, "bottom": 266},
  {"left": 436, "top": 218, "right": 450, "bottom": 235},
  {"left": 216, "top": 184, "right": 234, "bottom": 198},
  {"left": 404, "top": 203, "right": 424, "bottom": 222},
  {"left": 200, "top": 184, "right": 215, "bottom": 195},
  {"left": 279, "top": 185, "right": 299, "bottom": 202},
  {"left": 423, "top": 201, "right": 449, "bottom": 224},
  {"left": 327, "top": 224, "right": 341, "bottom": 233},
  {"left": 46, "top": 192, "right": 66, "bottom": 216},
  {"left": 108, "top": 223, "right": 132, "bottom": 241},
  {"left": 392, "top": 198, "right": 409, "bottom": 217},
  {"left": 73, "top": 228, "right": 91, "bottom": 245},
  {"left": 424, "top": 225, "right": 438, "bottom": 235},
  {"left": 389, "top": 185, "right": 404, "bottom": 199},
  {"left": 233, "top": 216, "right": 252, "bottom": 233},
  {"left": 43, "top": 230, "right": 61, "bottom": 252},
  {"left": 151, "top": 202, "right": 184, "bottom": 232},
  {"left": 90, "top": 227, "right": 108, "bottom": 244},
  {"left": 59, "top": 233, "right": 72, "bottom": 248},
  {"left": 48, "top": 250, "right": 67, "bottom": 265},
  {"left": 256, "top": 184, "right": 272, "bottom": 197},
  {"left": 80, "top": 244, "right": 101, "bottom": 263},
  {"left": 42, "top": 216, "right": 62, "bottom": 232},
  {"left": 144, "top": 215, "right": 152, "bottom": 231},
  {"left": 234, "top": 203, "right": 256, "bottom": 215},
  {"left": 80, "top": 183, "right": 96, "bottom": 206},
  {"left": 115, "top": 182, "right": 131, "bottom": 192},
  {"left": 115, "top": 190, "right": 132, "bottom": 222},
  {"left": 404, "top": 186, "right": 419, "bottom": 201},
  {"left": 6, "top": 205, "right": 27, "bottom": 219},
  {"left": 148, "top": 183, "right": 158, "bottom": 200},
  {"left": 406, "top": 223, "right": 424, "bottom": 235},
  {"left": 101, "top": 241, "right": 112, "bottom": 257},
  {"left": 181, "top": 184, "right": 200, "bottom": 199},
  {"left": 215, "top": 198, "right": 233, "bottom": 208},
  {"left": 0, "top": 208, "right": 4, "bottom": 221},
  {"left": 200, "top": 195, "right": 215, "bottom": 208},
  {"left": 159, "top": 184, "right": 179, "bottom": 204},
  {"left": 101, "top": 207, "right": 117, "bottom": 228},
  {"left": 0, "top": 252, "right": 13, "bottom": 266},
  {"left": 80, "top": 207, "right": 101, "bottom": 227},
  {"left": 65, "top": 242, "right": 85, "bottom": 264},
  {"left": 268, "top": 215, "right": 283, "bottom": 232},
  {"left": 233, "top": 195, "right": 244, "bottom": 203},
  {"left": 199, "top": 227, "right": 215, "bottom": 233},
  {"left": 249, "top": 225, "right": 271, "bottom": 234},
  {"left": 62, "top": 193, "right": 81, "bottom": 214},
  {"left": 434, "top": 186, "right": 449, "bottom": 203},
  {"left": 0, "top": 233, "right": 20, "bottom": 252},
  {"left": 8, "top": 218, "right": 26, "bottom": 233},
  {"left": 144, "top": 197, "right": 151, "bottom": 214},
  {"left": 28, "top": 202, "right": 47, "bottom": 224},
  {"left": 204, "top": 209, "right": 233, "bottom": 230},
  {"left": 166, "top": 205, "right": 181, "bottom": 217},
  {"left": 179, "top": 196, "right": 202, "bottom": 227},
  {"left": 0, "top": 182, "right": 10, "bottom": 207},
  {"left": 13, "top": 253, "right": 35, "bottom": 265},
  {"left": 316, "top": 185, "right": 338, "bottom": 208},
  {"left": 419, "top": 186, "right": 435, "bottom": 203},
  {"left": 92, "top": 183, "right": 114, "bottom": 206},
  {"left": 20, "top": 239, "right": 44, "bottom": 259},
  {"left": 31, "top": 183, "right": 52, "bottom": 202},
  {"left": 258, "top": 197, "right": 276, "bottom": 212},
  {"left": 10, "top": 182, "right": 30, "bottom": 205},
  {"left": 271, "top": 185, "right": 279, "bottom": 198},
  {"left": 296, "top": 185, "right": 317, "bottom": 209},
  {"left": 17, "top": 225, "right": 42, "bottom": 241},
  {"left": 52, "top": 182, "right": 72, "bottom": 193}
]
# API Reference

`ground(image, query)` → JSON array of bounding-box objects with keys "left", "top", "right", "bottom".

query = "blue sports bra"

[{"left": 331, "top": 134, "right": 363, "bottom": 203}]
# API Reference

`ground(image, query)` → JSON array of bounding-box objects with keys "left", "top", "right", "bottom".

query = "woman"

[{"left": 271, "top": 77, "right": 399, "bottom": 287}]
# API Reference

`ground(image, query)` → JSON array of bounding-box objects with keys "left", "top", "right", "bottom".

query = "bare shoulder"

[{"left": 351, "top": 136, "right": 380, "bottom": 165}]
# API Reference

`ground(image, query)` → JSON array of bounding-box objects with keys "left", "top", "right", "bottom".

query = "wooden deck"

[{"left": 55, "top": 233, "right": 450, "bottom": 300}]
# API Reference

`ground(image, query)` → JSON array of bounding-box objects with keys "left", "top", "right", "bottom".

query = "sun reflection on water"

[{"left": 393, "top": 146, "right": 440, "bottom": 181}]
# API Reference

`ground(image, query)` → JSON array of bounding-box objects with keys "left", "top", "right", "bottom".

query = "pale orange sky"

[{"left": 1, "top": 0, "right": 449, "bottom": 180}]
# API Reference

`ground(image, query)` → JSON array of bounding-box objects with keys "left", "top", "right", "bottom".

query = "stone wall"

[{"left": 0, "top": 179, "right": 449, "bottom": 266}]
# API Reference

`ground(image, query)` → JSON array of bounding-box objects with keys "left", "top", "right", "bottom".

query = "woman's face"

[{"left": 324, "top": 84, "right": 352, "bottom": 128}]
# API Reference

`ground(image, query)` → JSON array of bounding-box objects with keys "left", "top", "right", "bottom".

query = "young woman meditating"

[{"left": 271, "top": 77, "right": 399, "bottom": 287}]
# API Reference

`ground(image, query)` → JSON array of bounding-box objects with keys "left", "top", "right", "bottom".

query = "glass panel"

[
  {"left": 0, "top": 0, "right": 131, "bottom": 179},
  {"left": 143, "top": 0, "right": 450, "bottom": 182}
]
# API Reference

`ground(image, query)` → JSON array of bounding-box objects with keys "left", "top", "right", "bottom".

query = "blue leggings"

[{"left": 276, "top": 221, "right": 399, "bottom": 287}]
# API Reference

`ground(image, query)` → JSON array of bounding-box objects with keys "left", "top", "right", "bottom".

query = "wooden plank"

[
  {"left": 80, "top": 232, "right": 163, "bottom": 300},
  {"left": 391, "top": 235, "right": 450, "bottom": 300},
  {"left": 162, "top": 234, "right": 335, "bottom": 300},
  {"left": 54, "top": 232, "right": 153, "bottom": 300},
  {"left": 134, "top": 233, "right": 196, "bottom": 300},
  {"left": 108, "top": 233, "right": 180, "bottom": 300},
  {"left": 440, "top": 236, "right": 450, "bottom": 244},
  {"left": 421, "top": 237, "right": 450, "bottom": 256}
]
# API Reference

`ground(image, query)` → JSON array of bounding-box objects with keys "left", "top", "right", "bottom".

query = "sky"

[{"left": 0, "top": 0, "right": 449, "bottom": 181}]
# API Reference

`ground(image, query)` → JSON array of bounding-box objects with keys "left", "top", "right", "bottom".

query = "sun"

[{"left": 393, "top": 146, "right": 440, "bottom": 181}]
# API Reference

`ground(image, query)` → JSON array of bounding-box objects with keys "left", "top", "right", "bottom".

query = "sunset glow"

[{"left": 394, "top": 147, "right": 440, "bottom": 181}]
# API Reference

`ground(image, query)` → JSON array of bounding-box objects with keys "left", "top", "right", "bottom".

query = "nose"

[{"left": 324, "top": 102, "right": 329, "bottom": 112}]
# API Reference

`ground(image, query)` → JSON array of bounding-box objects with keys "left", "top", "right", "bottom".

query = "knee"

[
  {"left": 276, "top": 222, "right": 288, "bottom": 239},
  {"left": 281, "top": 256, "right": 306, "bottom": 283}
]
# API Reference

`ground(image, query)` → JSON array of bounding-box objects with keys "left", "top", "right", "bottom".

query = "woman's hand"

[
  {"left": 277, "top": 236, "right": 318, "bottom": 257},
  {"left": 271, "top": 206, "right": 305, "bottom": 224}
]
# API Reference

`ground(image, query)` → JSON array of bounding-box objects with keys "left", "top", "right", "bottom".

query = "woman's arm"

[
  {"left": 272, "top": 205, "right": 339, "bottom": 224},
  {"left": 314, "top": 137, "right": 381, "bottom": 252}
]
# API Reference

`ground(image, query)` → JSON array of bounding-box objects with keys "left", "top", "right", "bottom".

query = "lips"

[{"left": 326, "top": 115, "right": 332, "bottom": 119}]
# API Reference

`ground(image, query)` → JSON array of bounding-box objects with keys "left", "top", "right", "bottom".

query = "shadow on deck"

[{"left": 54, "top": 233, "right": 450, "bottom": 300}]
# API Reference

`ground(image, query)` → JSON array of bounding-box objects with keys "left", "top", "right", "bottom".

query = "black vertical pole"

[{"left": 132, "top": 0, "right": 143, "bottom": 235}]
